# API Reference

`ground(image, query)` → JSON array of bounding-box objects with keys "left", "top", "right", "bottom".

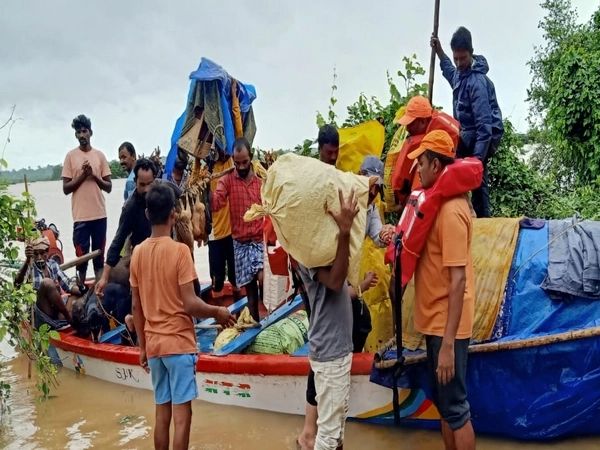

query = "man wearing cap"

[
  {"left": 14, "top": 236, "right": 79, "bottom": 330},
  {"left": 408, "top": 129, "right": 476, "bottom": 449},
  {"left": 360, "top": 155, "right": 396, "bottom": 247},
  {"left": 391, "top": 96, "right": 460, "bottom": 211}
]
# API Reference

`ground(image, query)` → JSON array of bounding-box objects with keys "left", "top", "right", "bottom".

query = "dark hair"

[
  {"left": 119, "top": 142, "right": 136, "bottom": 157},
  {"left": 133, "top": 158, "right": 158, "bottom": 179},
  {"left": 233, "top": 137, "right": 253, "bottom": 158},
  {"left": 71, "top": 114, "right": 92, "bottom": 131},
  {"left": 450, "top": 26, "right": 473, "bottom": 52},
  {"left": 317, "top": 124, "right": 339, "bottom": 149},
  {"left": 423, "top": 150, "right": 455, "bottom": 168},
  {"left": 145, "top": 182, "right": 176, "bottom": 225}
]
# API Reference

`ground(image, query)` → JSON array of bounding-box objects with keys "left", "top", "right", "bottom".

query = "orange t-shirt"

[
  {"left": 129, "top": 236, "right": 199, "bottom": 358},
  {"left": 210, "top": 158, "right": 233, "bottom": 240},
  {"left": 413, "top": 196, "right": 475, "bottom": 339},
  {"left": 61, "top": 147, "right": 111, "bottom": 222}
]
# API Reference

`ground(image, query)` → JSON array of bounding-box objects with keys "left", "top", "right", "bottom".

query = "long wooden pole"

[
  {"left": 428, "top": 0, "right": 442, "bottom": 105},
  {"left": 24, "top": 174, "right": 33, "bottom": 379},
  {"left": 59, "top": 250, "right": 101, "bottom": 271}
]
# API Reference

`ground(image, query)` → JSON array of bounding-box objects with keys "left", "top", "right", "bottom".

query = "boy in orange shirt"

[
  {"left": 130, "top": 180, "right": 236, "bottom": 450},
  {"left": 407, "top": 130, "right": 476, "bottom": 450}
]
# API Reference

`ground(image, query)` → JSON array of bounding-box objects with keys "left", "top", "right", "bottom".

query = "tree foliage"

[
  {"left": 527, "top": 0, "right": 600, "bottom": 186},
  {"left": 0, "top": 109, "right": 60, "bottom": 410}
]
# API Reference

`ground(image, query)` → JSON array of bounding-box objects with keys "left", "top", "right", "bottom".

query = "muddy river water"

[{"left": 1, "top": 179, "right": 598, "bottom": 449}]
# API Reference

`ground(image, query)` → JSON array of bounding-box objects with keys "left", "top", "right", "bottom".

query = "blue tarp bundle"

[
  {"left": 164, "top": 58, "right": 257, "bottom": 178},
  {"left": 370, "top": 221, "right": 600, "bottom": 439}
]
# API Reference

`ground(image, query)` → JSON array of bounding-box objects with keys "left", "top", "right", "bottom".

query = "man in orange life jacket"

[
  {"left": 388, "top": 96, "right": 463, "bottom": 307},
  {"left": 409, "top": 130, "right": 476, "bottom": 450},
  {"left": 391, "top": 96, "right": 459, "bottom": 212}
]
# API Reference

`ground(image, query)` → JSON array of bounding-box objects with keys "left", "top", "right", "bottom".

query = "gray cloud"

[{"left": 1, "top": 0, "right": 597, "bottom": 170}]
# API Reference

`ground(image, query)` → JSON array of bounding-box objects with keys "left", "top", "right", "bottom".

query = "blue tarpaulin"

[
  {"left": 370, "top": 221, "right": 600, "bottom": 439},
  {"left": 164, "top": 58, "right": 257, "bottom": 177}
]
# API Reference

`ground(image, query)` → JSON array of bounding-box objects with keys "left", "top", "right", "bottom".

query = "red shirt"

[{"left": 211, "top": 170, "right": 263, "bottom": 242}]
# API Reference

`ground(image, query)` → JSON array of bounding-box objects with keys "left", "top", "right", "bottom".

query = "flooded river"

[{"left": 2, "top": 178, "right": 599, "bottom": 449}]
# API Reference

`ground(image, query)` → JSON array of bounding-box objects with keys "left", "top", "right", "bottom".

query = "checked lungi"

[{"left": 233, "top": 240, "right": 264, "bottom": 287}]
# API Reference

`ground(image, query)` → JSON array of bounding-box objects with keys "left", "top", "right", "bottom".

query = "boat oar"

[{"left": 428, "top": 0, "right": 442, "bottom": 105}]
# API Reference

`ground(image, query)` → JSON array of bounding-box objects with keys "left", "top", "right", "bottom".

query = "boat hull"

[{"left": 50, "top": 332, "right": 433, "bottom": 425}]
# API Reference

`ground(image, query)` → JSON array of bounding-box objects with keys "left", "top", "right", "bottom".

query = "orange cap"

[
  {"left": 397, "top": 96, "right": 433, "bottom": 126},
  {"left": 407, "top": 129, "right": 456, "bottom": 160}
]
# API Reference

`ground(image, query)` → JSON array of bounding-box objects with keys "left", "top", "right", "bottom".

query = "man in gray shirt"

[{"left": 297, "top": 187, "right": 359, "bottom": 450}]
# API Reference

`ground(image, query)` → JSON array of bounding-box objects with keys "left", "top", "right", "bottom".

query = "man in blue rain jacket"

[{"left": 431, "top": 26, "right": 504, "bottom": 218}]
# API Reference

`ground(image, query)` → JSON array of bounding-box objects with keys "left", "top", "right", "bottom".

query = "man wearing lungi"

[{"left": 211, "top": 137, "right": 263, "bottom": 322}]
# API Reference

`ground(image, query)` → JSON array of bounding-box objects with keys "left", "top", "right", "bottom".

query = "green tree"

[
  {"left": 527, "top": 0, "right": 600, "bottom": 187},
  {"left": 51, "top": 164, "right": 63, "bottom": 180},
  {"left": 109, "top": 160, "right": 127, "bottom": 178},
  {"left": 0, "top": 109, "right": 60, "bottom": 406}
]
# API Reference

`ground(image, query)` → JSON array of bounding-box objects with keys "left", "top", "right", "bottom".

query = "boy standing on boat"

[
  {"left": 408, "top": 130, "right": 476, "bottom": 449},
  {"left": 431, "top": 26, "right": 504, "bottom": 218},
  {"left": 211, "top": 137, "right": 263, "bottom": 323},
  {"left": 61, "top": 114, "right": 112, "bottom": 283},
  {"left": 130, "top": 180, "right": 235, "bottom": 450}
]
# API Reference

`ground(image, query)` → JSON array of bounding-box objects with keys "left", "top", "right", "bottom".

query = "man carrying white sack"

[
  {"left": 296, "top": 187, "right": 360, "bottom": 450},
  {"left": 297, "top": 128, "right": 395, "bottom": 450}
]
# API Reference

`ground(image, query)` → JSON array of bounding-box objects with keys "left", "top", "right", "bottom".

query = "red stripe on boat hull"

[{"left": 52, "top": 331, "right": 375, "bottom": 376}]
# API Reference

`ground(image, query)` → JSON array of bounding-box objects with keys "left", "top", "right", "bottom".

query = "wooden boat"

[
  {"left": 49, "top": 283, "right": 400, "bottom": 424},
  {"left": 48, "top": 219, "right": 600, "bottom": 440}
]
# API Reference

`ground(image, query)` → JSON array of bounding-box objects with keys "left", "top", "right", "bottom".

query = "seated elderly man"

[{"left": 14, "top": 236, "right": 79, "bottom": 330}]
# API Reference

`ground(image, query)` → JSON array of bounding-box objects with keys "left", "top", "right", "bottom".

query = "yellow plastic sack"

[
  {"left": 400, "top": 218, "right": 521, "bottom": 351},
  {"left": 213, "top": 307, "right": 257, "bottom": 352},
  {"left": 336, "top": 120, "right": 385, "bottom": 174},
  {"left": 360, "top": 229, "right": 393, "bottom": 353},
  {"left": 383, "top": 106, "right": 408, "bottom": 212},
  {"left": 244, "top": 153, "right": 371, "bottom": 287}
]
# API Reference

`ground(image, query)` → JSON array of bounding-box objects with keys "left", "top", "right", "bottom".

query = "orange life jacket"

[
  {"left": 384, "top": 157, "right": 483, "bottom": 286},
  {"left": 391, "top": 111, "right": 460, "bottom": 206}
]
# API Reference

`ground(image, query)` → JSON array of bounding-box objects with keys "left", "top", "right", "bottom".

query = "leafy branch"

[
  {"left": 0, "top": 105, "right": 24, "bottom": 171},
  {"left": 0, "top": 107, "right": 59, "bottom": 411}
]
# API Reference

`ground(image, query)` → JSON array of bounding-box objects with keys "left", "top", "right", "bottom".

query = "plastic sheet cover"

[
  {"left": 370, "top": 222, "right": 600, "bottom": 439},
  {"left": 165, "top": 58, "right": 257, "bottom": 176}
]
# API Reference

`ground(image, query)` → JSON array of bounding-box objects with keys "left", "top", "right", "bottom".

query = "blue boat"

[{"left": 370, "top": 217, "right": 600, "bottom": 440}]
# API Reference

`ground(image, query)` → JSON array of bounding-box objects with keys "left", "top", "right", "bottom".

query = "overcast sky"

[{"left": 1, "top": 0, "right": 597, "bottom": 170}]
